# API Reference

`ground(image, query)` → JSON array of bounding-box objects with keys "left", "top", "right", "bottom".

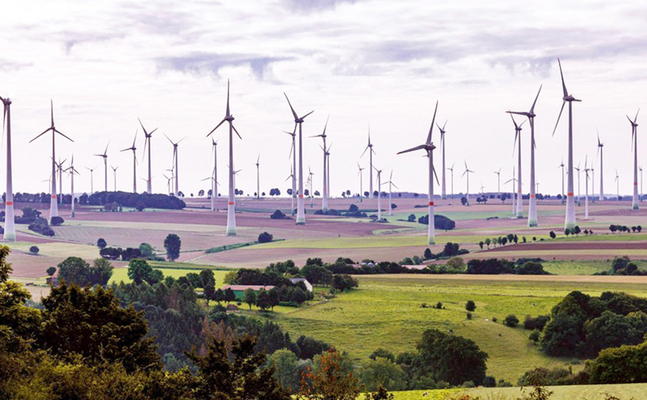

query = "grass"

[
  {"left": 261, "top": 274, "right": 647, "bottom": 383},
  {"left": 391, "top": 382, "right": 647, "bottom": 399},
  {"left": 6, "top": 241, "right": 99, "bottom": 259},
  {"left": 109, "top": 267, "right": 231, "bottom": 287}
]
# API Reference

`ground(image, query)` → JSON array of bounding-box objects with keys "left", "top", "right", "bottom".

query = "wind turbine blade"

[
  {"left": 426, "top": 101, "right": 439, "bottom": 144},
  {"left": 552, "top": 101, "right": 566, "bottom": 137},
  {"left": 29, "top": 128, "right": 52, "bottom": 143},
  {"left": 557, "top": 58, "right": 568, "bottom": 98},
  {"left": 397, "top": 144, "right": 426, "bottom": 154},
  {"left": 232, "top": 124, "right": 242, "bottom": 139},
  {"left": 226, "top": 80, "right": 231, "bottom": 116},
  {"left": 635, "top": 108, "right": 640, "bottom": 123},
  {"left": 207, "top": 119, "right": 227, "bottom": 136},
  {"left": 360, "top": 145, "right": 370, "bottom": 158},
  {"left": 302, "top": 110, "right": 314, "bottom": 119},
  {"left": 433, "top": 166, "right": 440, "bottom": 185},
  {"left": 530, "top": 85, "right": 542, "bottom": 114},
  {"left": 283, "top": 93, "right": 298, "bottom": 120},
  {"left": 55, "top": 129, "right": 74, "bottom": 142},
  {"left": 164, "top": 133, "right": 173, "bottom": 144}
]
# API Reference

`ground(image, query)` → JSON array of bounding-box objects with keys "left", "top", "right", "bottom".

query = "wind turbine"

[
  {"left": 209, "top": 139, "right": 218, "bottom": 211},
  {"left": 361, "top": 127, "right": 375, "bottom": 198},
  {"left": 66, "top": 156, "right": 80, "bottom": 218},
  {"left": 86, "top": 166, "right": 96, "bottom": 193},
  {"left": 312, "top": 117, "right": 329, "bottom": 211},
  {"left": 55, "top": 158, "right": 66, "bottom": 205},
  {"left": 383, "top": 170, "right": 399, "bottom": 217},
  {"left": 284, "top": 130, "right": 297, "bottom": 215},
  {"left": 284, "top": 92, "right": 313, "bottom": 225},
  {"left": 437, "top": 121, "right": 448, "bottom": 200},
  {"left": 552, "top": 58, "right": 581, "bottom": 230},
  {"left": 559, "top": 159, "right": 565, "bottom": 204},
  {"left": 163, "top": 174, "right": 172, "bottom": 195},
  {"left": 615, "top": 170, "right": 620, "bottom": 200},
  {"left": 94, "top": 142, "right": 109, "bottom": 193},
  {"left": 447, "top": 163, "right": 455, "bottom": 199},
  {"left": 30, "top": 100, "right": 73, "bottom": 223},
  {"left": 508, "top": 85, "right": 542, "bottom": 226},
  {"left": 505, "top": 166, "right": 517, "bottom": 216},
  {"left": 597, "top": 134, "right": 604, "bottom": 201},
  {"left": 398, "top": 101, "right": 440, "bottom": 244},
  {"left": 138, "top": 118, "right": 158, "bottom": 194},
  {"left": 307, "top": 167, "right": 314, "bottom": 208},
  {"left": 584, "top": 157, "right": 590, "bottom": 219},
  {"left": 510, "top": 114, "right": 525, "bottom": 218},
  {"left": 165, "top": 134, "right": 185, "bottom": 197},
  {"left": 494, "top": 168, "right": 502, "bottom": 200},
  {"left": 357, "top": 163, "right": 365, "bottom": 202},
  {"left": 374, "top": 167, "right": 383, "bottom": 220},
  {"left": 120, "top": 130, "right": 138, "bottom": 193},
  {"left": 207, "top": 81, "right": 242, "bottom": 236},
  {"left": 627, "top": 110, "right": 640, "bottom": 209},
  {"left": 462, "top": 161, "right": 475, "bottom": 206},
  {"left": 111, "top": 165, "right": 119, "bottom": 192},
  {"left": 255, "top": 154, "right": 261, "bottom": 199},
  {"left": 1, "top": 95, "right": 15, "bottom": 241},
  {"left": 574, "top": 163, "right": 581, "bottom": 205}
]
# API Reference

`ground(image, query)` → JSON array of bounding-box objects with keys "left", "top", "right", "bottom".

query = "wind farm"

[{"left": 5, "top": 2, "right": 647, "bottom": 398}]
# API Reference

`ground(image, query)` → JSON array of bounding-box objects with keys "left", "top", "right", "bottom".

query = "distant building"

[
  {"left": 221, "top": 285, "right": 275, "bottom": 300},
  {"left": 290, "top": 278, "right": 313, "bottom": 292},
  {"left": 46, "top": 269, "right": 59, "bottom": 286}
]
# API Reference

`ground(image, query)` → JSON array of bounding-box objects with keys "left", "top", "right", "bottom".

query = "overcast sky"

[{"left": 1, "top": 0, "right": 647, "bottom": 199}]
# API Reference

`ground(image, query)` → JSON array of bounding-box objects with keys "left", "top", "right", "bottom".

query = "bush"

[
  {"left": 50, "top": 216, "right": 64, "bottom": 226},
  {"left": 29, "top": 246, "right": 40, "bottom": 255},
  {"left": 28, "top": 217, "right": 54, "bottom": 236},
  {"left": 100, "top": 247, "right": 122, "bottom": 260},
  {"left": 466, "top": 300, "right": 476, "bottom": 312},
  {"left": 135, "top": 201, "right": 146, "bottom": 211},
  {"left": 46, "top": 266, "right": 56, "bottom": 276},
  {"left": 482, "top": 376, "right": 496, "bottom": 387},
  {"left": 258, "top": 231, "right": 273, "bottom": 243},
  {"left": 270, "top": 209, "right": 289, "bottom": 219},
  {"left": 164, "top": 233, "right": 181, "bottom": 261},
  {"left": 504, "top": 314, "right": 520, "bottom": 327},
  {"left": 97, "top": 238, "right": 107, "bottom": 248}
]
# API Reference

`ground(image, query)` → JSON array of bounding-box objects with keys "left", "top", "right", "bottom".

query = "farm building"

[
  {"left": 290, "top": 278, "right": 313, "bottom": 292},
  {"left": 221, "top": 285, "right": 275, "bottom": 300}
]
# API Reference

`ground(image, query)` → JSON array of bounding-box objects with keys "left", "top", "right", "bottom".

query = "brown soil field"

[{"left": 366, "top": 273, "right": 647, "bottom": 284}]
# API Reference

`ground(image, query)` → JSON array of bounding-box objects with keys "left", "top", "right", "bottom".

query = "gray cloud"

[{"left": 156, "top": 52, "right": 292, "bottom": 79}]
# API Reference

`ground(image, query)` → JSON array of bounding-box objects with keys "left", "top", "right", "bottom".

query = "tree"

[
  {"left": 200, "top": 269, "right": 216, "bottom": 288},
  {"left": 139, "top": 242, "right": 155, "bottom": 259},
  {"left": 136, "top": 201, "right": 146, "bottom": 211},
  {"left": 300, "top": 349, "right": 362, "bottom": 400},
  {"left": 29, "top": 246, "right": 39, "bottom": 255},
  {"left": 549, "top": 231, "right": 556, "bottom": 239},
  {"left": 127, "top": 258, "right": 154, "bottom": 285},
  {"left": 187, "top": 335, "right": 291, "bottom": 400},
  {"left": 89, "top": 257, "right": 114, "bottom": 286},
  {"left": 164, "top": 233, "right": 181, "bottom": 261},
  {"left": 267, "top": 349, "right": 301, "bottom": 392},
  {"left": 46, "top": 266, "right": 56, "bottom": 276},
  {"left": 587, "top": 340, "right": 647, "bottom": 384},
  {"left": 485, "top": 238, "right": 491, "bottom": 248},
  {"left": 244, "top": 288, "right": 257, "bottom": 310},
  {"left": 504, "top": 314, "right": 519, "bottom": 327},
  {"left": 423, "top": 248, "right": 433, "bottom": 260},
  {"left": 360, "top": 357, "right": 407, "bottom": 391},
  {"left": 57, "top": 256, "right": 91, "bottom": 287},
  {"left": 256, "top": 288, "right": 272, "bottom": 311},
  {"left": 204, "top": 283, "right": 216, "bottom": 306},
  {"left": 224, "top": 287, "right": 236, "bottom": 303},
  {"left": 39, "top": 283, "right": 161, "bottom": 372},
  {"left": 466, "top": 300, "right": 476, "bottom": 312},
  {"left": 258, "top": 232, "right": 274, "bottom": 243}
]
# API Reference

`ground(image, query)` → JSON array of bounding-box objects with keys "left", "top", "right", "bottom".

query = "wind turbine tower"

[
  {"left": 552, "top": 59, "right": 581, "bottom": 230},
  {"left": 111, "top": 165, "right": 119, "bottom": 192},
  {"left": 207, "top": 81, "right": 243, "bottom": 236},
  {"left": 494, "top": 168, "right": 501, "bottom": 200},
  {"left": 210, "top": 139, "right": 218, "bottom": 211},
  {"left": 94, "top": 142, "right": 109, "bottom": 192},
  {"left": 67, "top": 156, "right": 80, "bottom": 218},
  {"left": 86, "top": 167, "right": 96, "bottom": 193},
  {"left": 559, "top": 160, "right": 565, "bottom": 204},
  {"left": 312, "top": 117, "right": 329, "bottom": 211},
  {"left": 357, "top": 163, "right": 365, "bottom": 202},
  {"left": 120, "top": 130, "right": 138, "bottom": 193},
  {"left": 437, "top": 121, "right": 448, "bottom": 199},
  {"left": 383, "top": 170, "right": 399, "bottom": 217},
  {"left": 447, "top": 163, "right": 455, "bottom": 198},
  {"left": 284, "top": 130, "right": 297, "bottom": 215},
  {"left": 462, "top": 161, "right": 475, "bottom": 207},
  {"left": 628, "top": 110, "right": 640, "bottom": 209},
  {"left": 597, "top": 135, "right": 604, "bottom": 201},
  {"left": 284, "top": 93, "right": 314, "bottom": 225},
  {"left": 138, "top": 119, "right": 157, "bottom": 194},
  {"left": 584, "top": 158, "right": 590, "bottom": 219},
  {"left": 508, "top": 85, "right": 542, "bottom": 226},
  {"left": 361, "top": 128, "right": 375, "bottom": 198},
  {"left": 255, "top": 154, "right": 260, "bottom": 199},
  {"left": 1, "top": 96, "right": 15, "bottom": 241},
  {"left": 374, "top": 167, "right": 383, "bottom": 220},
  {"left": 30, "top": 100, "right": 73, "bottom": 224},
  {"left": 509, "top": 115, "right": 525, "bottom": 218}
]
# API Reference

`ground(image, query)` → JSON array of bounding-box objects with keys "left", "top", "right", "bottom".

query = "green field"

[
  {"left": 259, "top": 274, "right": 647, "bottom": 383},
  {"left": 109, "top": 267, "right": 230, "bottom": 288},
  {"left": 391, "top": 382, "right": 647, "bottom": 399}
]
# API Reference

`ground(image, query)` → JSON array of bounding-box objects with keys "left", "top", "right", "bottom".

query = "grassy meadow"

[{"left": 259, "top": 274, "right": 647, "bottom": 383}]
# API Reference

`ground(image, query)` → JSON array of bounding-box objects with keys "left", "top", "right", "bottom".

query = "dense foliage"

[
  {"left": 88, "top": 191, "right": 186, "bottom": 209},
  {"left": 57, "top": 256, "right": 114, "bottom": 286}
]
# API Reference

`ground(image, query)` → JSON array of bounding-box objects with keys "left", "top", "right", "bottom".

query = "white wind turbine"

[
  {"left": 505, "top": 166, "right": 517, "bottom": 215},
  {"left": 207, "top": 81, "right": 242, "bottom": 236},
  {"left": 86, "top": 166, "right": 96, "bottom": 194},
  {"left": 255, "top": 154, "right": 261, "bottom": 199},
  {"left": 94, "top": 142, "right": 109, "bottom": 192},
  {"left": 462, "top": 161, "right": 475, "bottom": 206},
  {"left": 138, "top": 118, "right": 157, "bottom": 194},
  {"left": 627, "top": 110, "right": 640, "bottom": 209},
  {"left": 494, "top": 167, "right": 501, "bottom": 200},
  {"left": 111, "top": 165, "right": 119, "bottom": 192},
  {"left": 284, "top": 93, "right": 314, "bottom": 225},
  {"left": 66, "top": 156, "right": 80, "bottom": 218},
  {"left": 374, "top": 167, "right": 383, "bottom": 220},
  {"left": 209, "top": 139, "right": 218, "bottom": 211},
  {"left": 1, "top": 95, "right": 16, "bottom": 241},
  {"left": 508, "top": 85, "right": 542, "bottom": 227},
  {"left": 357, "top": 163, "right": 365, "bottom": 202},
  {"left": 383, "top": 170, "right": 399, "bottom": 217},
  {"left": 163, "top": 174, "right": 172, "bottom": 195},
  {"left": 615, "top": 170, "right": 620, "bottom": 200},
  {"left": 30, "top": 100, "right": 73, "bottom": 223},
  {"left": 437, "top": 121, "right": 448, "bottom": 200},
  {"left": 120, "top": 130, "right": 138, "bottom": 193},
  {"left": 398, "top": 101, "right": 440, "bottom": 244},
  {"left": 55, "top": 158, "right": 66, "bottom": 205},
  {"left": 509, "top": 114, "right": 525, "bottom": 218},
  {"left": 597, "top": 134, "right": 604, "bottom": 201},
  {"left": 574, "top": 163, "right": 581, "bottom": 205},
  {"left": 312, "top": 117, "right": 329, "bottom": 211},
  {"left": 552, "top": 58, "right": 581, "bottom": 230},
  {"left": 559, "top": 159, "right": 565, "bottom": 204},
  {"left": 165, "top": 134, "right": 186, "bottom": 197},
  {"left": 584, "top": 157, "right": 590, "bottom": 219},
  {"left": 307, "top": 167, "right": 314, "bottom": 208},
  {"left": 361, "top": 127, "right": 376, "bottom": 198},
  {"left": 447, "top": 163, "right": 455, "bottom": 199},
  {"left": 284, "top": 129, "right": 297, "bottom": 215}
]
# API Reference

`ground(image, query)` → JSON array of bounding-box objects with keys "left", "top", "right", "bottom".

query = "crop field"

[
  {"left": 262, "top": 274, "right": 647, "bottom": 383},
  {"left": 391, "top": 382, "right": 647, "bottom": 399},
  {"left": 109, "top": 266, "right": 231, "bottom": 287}
]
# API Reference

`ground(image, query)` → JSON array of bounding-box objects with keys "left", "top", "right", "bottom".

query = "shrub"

[
  {"left": 99, "top": 247, "right": 122, "bottom": 260},
  {"left": 29, "top": 246, "right": 40, "bottom": 255},
  {"left": 46, "top": 266, "right": 56, "bottom": 276},
  {"left": 466, "top": 312, "right": 472, "bottom": 320},
  {"left": 482, "top": 376, "right": 496, "bottom": 388},
  {"left": 466, "top": 300, "right": 476, "bottom": 312},
  {"left": 50, "top": 216, "right": 64, "bottom": 226},
  {"left": 164, "top": 233, "right": 181, "bottom": 261},
  {"left": 504, "top": 314, "right": 520, "bottom": 327},
  {"left": 97, "top": 238, "right": 107, "bottom": 248},
  {"left": 135, "top": 201, "right": 146, "bottom": 211},
  {"left": 270, "top": 209, "right": 289, "bottom": 219},
  {"left": 28, "top": 217, "right": 54, "bottom": 236},
  {"left": 258, "top": 231, "right": 273, "bottom": 243}
]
